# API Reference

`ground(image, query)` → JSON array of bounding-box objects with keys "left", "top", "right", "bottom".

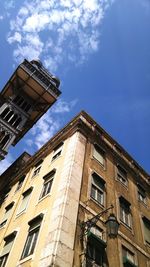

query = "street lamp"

[
  {"left": 80, "top": 205, "right": 119, "bottom": 238},
  {"left": 80, "top": 206, "right": 120, "bottom": 267},
  {"left": 105, "top": 213, "right": 120, "bottom": 238}
]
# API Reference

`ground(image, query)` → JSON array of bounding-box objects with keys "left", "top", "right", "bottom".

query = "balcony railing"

[{"left": 20, "top": 60, "right": 61, "bottom": 99}]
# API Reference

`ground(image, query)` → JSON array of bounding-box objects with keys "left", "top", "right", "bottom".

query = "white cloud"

[
  {"left": 52, "top": 99, "right": 78, "bottom": 113},
  {"left": 26, "top": 98, "right": 78, "bottom": 150},
  {"left": 0, "top": 154, "right": 13, "bottom": 175},
  {"left": 7, "top": 0, "right": 114, "bottom": 71},
  {"left": 7, "top": 32, "right": 22, "bottom": 44}
]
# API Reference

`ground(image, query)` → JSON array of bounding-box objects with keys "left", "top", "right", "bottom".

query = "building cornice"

[{"left": 0, "top": 110, "right": 149, "bottom": 195}]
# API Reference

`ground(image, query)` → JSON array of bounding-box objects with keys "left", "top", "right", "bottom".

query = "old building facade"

[{"left": 0, "top": 111, "right": 149, "bottom": 267}]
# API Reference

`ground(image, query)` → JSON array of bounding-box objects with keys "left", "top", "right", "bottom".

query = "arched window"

[
  {"left": 13, "top": 117, "right": 22, "bottom": 128},
  {"left": 0, "top": 107, "right": 10, "bottom": 119},
  {"left": 9, "top": 114, "right": 18, "bottom": 126},
  {"left": 13, "top": 95, "right": 31, "bottom": 112},
  {"left": 0, "top": 133, "right": 10, "bottom": 149},
  {"left": 0, "top": 131, "right": 5, "bottom": 142},
  {"left": 5, "top": 110, "right": 14, "bottom": 122}
]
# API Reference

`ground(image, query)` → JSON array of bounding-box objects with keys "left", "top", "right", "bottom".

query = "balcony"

[{"left": 20, "top": 59, "right": 61, "bottom": 99}]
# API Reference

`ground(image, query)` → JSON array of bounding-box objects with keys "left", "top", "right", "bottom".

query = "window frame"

[
  {"left": 116, "top": 164, "right": 128, "bottom": 186},
  {"left": 86, "top": 226, "right": 106, "bottom": 267},
  {"left": 0, "top": 202, "right": 14, "bottom": 228},
  {"left": 0, "top": 231, "right": 17, "bottom": 267},
  {"left": 32, "top": 160, "right": 43, "bottom": 178},
  {"left": 15, "top": 175, "right": 25, "bottom": 192},
  {"left": 122, "top": 246, "right": 137, "bottom": 267},
  {"left": 51, "top": 142, "right": 63, "bottom": 162},
  {"left": 90, "top": 172, "right": 105, "bottom": 206},
  {"left": 119, "top": 197, "right": 132, "bottom": 228},
  {"left": 93, "top": 144, "right": 106, "bottom": 167},
  {"left": 17, "top": 188, "right": 33, "bottom": 215},
  {"left": 142, "top": 216, "right": 150, "bottom": 245},
  {"left": 21, "top": 214, "right": 43, "bottom": 260},
  {"left": 137, "top": 184, "right": 146, "bottom": 205},
  {"left": 39, "top": 170, "right": 55, "bottom": 200}
]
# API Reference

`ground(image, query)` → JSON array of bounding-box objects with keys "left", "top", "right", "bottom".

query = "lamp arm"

[{"left": 81, "top": 204, "right": 114, "bottom": 236}]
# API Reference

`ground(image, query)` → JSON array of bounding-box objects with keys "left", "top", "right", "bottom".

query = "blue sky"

[{"left": 0, "top": 0, "right": 150, "bottom": 174}]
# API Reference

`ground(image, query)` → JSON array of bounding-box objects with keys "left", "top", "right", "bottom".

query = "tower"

[{"left": 0, "top": 59, "right": 61, "bottom": 160}]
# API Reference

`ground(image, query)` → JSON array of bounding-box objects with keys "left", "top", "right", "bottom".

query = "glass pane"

[
  {"left": 97, "top": 190, "right": 103, "bottom": 205},
  {"left": 22, "top": 232, "right": 33, "bottom": 258},
  {"left": 0, "top": 254, "right": 8, "bottom": 267},
  {"left": 30, "top": 231, "right": 39, "bottom": 255},
  {"left": 143, "top": 219, "right": 150, "bottom": 243},
  {"left": 92, "top": 174, "right": 104, "bottom": 189},
  {"left": 91, "top": 185, "right": 96, "bottom": 199}
]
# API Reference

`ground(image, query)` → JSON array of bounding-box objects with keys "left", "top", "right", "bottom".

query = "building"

[
  {"left": 0, "top": 111, "right": 150, "bottom": 267},
  {"left": 0, "top": 59, "right": 61, "bottom": 160}
]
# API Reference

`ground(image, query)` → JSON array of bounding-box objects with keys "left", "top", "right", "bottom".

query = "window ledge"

[
  {"left": 38, "top": 193, "right": 52, "bottom": 203},
  {"left": 31, "top": 173, "right": 40, "bottom": 179},
  {"left": 51, "top": 155, "right": 62, "bottom": 163},
  {"left": 92, "top": 156, "right": 106, "bottom": 170},
  {"left": 16, "top": 210, "right": 26, "bottom": 218},
  {"left": 120, "top": 221, "right": 133, "bottom": 233},
  {"left": 0, "top": 223, "right": 6, "bottom": 230},
  {"left": 90, "top": 197, "right": 105, "bottom": 210},
  {"left": 116, "top": 178, "right": 128, "bottom": 189},
  {"left": 19, "top": 255, "right": 33, "bottom": 264}
]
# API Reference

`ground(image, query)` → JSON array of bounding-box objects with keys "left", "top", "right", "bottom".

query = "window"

[
  {"left": 137, "top": 185, "right": 146, "bottom": 204},
  {"left": 16, "top": 176, "right": 25, "bottom": 192},
  {"left": 119, "top": 197, "right": 132, "bottom": 228},
  {"left": 52, "top": 142, "right": 63, "bottom": 161},
  {"left": 122, "top": 246, "right": 136, "bottom": 267},
  {"left": 39, "top": 170, "right": 55, "bottom": 199},
  {"left": 93, "top": 144, "right": 105, "bottom": 166},
  {"left": 117, "top": 165, "right": 127, "bottom": 186},
  {"left": 0, "top": 188, "right": 11, "bottom": 204},
  {"left": 32, "top": 166, "right": 41, "bottom": 177},
  {"left": 21, "top": 214, "right": 43, "bottom": 259},
  {"left": 0, "top": 202, "right": 14, "bottom": 228},
  {"left": 90, "top": 226, "right": 104, "bottom": 240},
  {"left": 0, "top": 133, "right": 10, "bottom": 149},
  {"left": 13, "top": 95, "right": 31, "bottom": 112},
  {"left": 0, "top": 231, "right": 17, "bottom": 267},
  {"left": 17, "top": 188, "right": 32, "bottom": 214},
  {"left": 86, "top": 226, "right": 106, "bottom": 267},
  {"left": 142, "top": 217, "right": 150, "bottom": 245},
  {"left": 91, "top": 173, "right": 105, "bottom": 206},
  {"left": 32, "top": 160, "right": 43, "bottom": 177},
  {"left": 1, "top": 107, "right": 10, "bottom": 119}
]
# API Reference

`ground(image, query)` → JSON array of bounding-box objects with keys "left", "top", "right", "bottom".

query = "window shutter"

[
  {"left": 93, "top": 145, "right": 104, "bottom": 165},
  {"left": 18, "top": 189, "right": 32, "bottom": 213},
  {"left": 1, "top": 240, "right": 14, "bottom": 257},
  {"left": 1, "top": 232, "right": 16, "bottom": 257}
]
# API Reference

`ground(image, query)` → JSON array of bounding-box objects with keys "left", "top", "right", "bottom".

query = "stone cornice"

[{"left": 0, "top": 110, "right": 149, "bottom": 195}]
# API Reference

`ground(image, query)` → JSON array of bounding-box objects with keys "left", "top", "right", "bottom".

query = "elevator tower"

[{"left": 0, "top": 59, "right": 61, "bottom": 160}]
